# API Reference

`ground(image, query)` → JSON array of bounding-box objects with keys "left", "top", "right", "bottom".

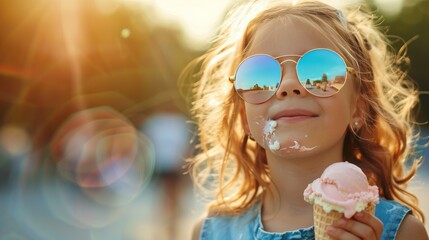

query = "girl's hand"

[{"left": 326, "top": 211, "right": 383, "bottom": 240}]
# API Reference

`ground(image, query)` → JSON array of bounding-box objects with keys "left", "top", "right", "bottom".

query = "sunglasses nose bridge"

[
  {"left": 278, "top": 58, "right": 299, "bottom": 83},
  {"left": 279, "top": 59, "right": 297, "bottom": 65},
  {"left": 278, "top": 59, "right": 298, "bottom": 81},
  {"left": 275, "top": 60, "right": 307, "bottom": 98}
]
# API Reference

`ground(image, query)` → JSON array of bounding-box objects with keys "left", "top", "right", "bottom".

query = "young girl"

[{"left": 186, "top": 1, "right": 429, "bottom": 239}]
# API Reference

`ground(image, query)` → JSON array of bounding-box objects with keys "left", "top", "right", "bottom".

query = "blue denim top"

[{"left": 200, "top": 199, "right": 410, "bottom": 240}]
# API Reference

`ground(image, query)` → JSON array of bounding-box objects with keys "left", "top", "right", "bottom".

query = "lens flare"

[{"left": 50, "top": 107, "right": 155, "bottom": 205}]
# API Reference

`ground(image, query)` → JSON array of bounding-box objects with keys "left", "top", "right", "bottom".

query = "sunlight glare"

[
  {"left": 135, "top": 0, "right": 233, "bottom": 50},
  {"left": 94, "top": 0, "right": 121, "bottom": 15},
  {"left": 373, "top": 0, "right": 404, "bottom": 16}
]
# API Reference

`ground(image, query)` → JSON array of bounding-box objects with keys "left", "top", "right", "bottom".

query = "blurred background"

[{"left": 0, "top": 0, "right": 428, "bottom": 239}]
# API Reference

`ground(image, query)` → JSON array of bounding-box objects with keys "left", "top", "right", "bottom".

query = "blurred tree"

[{"left": 368, "top": 0, "right": 429, "bottom": 123}]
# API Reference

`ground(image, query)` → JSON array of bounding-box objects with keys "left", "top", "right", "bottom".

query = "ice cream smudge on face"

[
  {"left": 288, "top": 140, "right": 317, "bottom": 152},
  {"left": 254, "top": 115, "right": 264, "bottom": 126},
  {"left": 264, "top": 120, "right": 280, "bottom": 151}
]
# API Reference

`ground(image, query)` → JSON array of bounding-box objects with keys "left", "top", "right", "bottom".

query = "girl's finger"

[
  {"left": 331, "top": 217, "right": 377, "bottom": 239},
  {"left": 327, "top": 225, "right": 360, "bottom": 240},
  {"left": 353, "top": 211, "right": 384, "bottom": 239}
]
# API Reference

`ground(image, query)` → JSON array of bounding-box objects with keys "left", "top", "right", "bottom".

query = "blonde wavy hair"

[{"left": 185, "top": 0, "right": 424, "bottom": 222}]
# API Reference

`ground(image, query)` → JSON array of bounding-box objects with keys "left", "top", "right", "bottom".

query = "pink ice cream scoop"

[{"left": 303, "top": 162, "right": 379, "bottom": 218}]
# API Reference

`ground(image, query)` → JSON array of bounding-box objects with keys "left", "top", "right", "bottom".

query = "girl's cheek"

[{"left": 247, "top": 115, "right": 267, "bottom": 146}]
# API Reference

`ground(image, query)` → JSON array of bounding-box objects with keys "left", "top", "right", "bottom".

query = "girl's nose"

[{"left": 275, "top": 61, "right": 307, "bottom": 99}]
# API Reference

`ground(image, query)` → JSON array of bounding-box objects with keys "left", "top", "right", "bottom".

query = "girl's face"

[{"left": 244, "top": 17, "right": 357, "bottom": 159}]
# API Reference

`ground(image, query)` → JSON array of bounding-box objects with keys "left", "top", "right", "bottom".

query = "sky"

[{"left": 134, "top": 0, "right": 407, "bottom": 50}]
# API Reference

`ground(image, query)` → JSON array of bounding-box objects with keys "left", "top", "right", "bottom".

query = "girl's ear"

[{"left": 351, "top": 95, "right": 368, "bottom": 130}]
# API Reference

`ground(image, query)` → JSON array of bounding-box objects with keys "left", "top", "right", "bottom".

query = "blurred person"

[
  {"left": 184, "top": 1, "right": 429, "bottom": 239},
  {"left": 141, "top": 106, "right": 193, "bottom": 240}
]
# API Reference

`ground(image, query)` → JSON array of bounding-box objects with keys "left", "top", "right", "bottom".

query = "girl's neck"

[{"left": 261, "top": 150, "right": 343, "bottom": 232}]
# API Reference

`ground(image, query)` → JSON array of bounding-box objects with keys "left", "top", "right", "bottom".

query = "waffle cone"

[{"left": 313, "top": 203, "right": 375, "bottom": 240}]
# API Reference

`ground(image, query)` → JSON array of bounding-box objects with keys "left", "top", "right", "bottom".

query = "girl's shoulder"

[
  {"left": 395, "top": 213, "right": 429, "bottom": 240},
  {"left": 375, "top": 199, "right": 413, "bottom": 239}
]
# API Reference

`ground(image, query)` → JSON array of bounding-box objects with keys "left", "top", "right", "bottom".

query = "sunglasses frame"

[{"left": 229, "top": 48, "right": 355, "bottom": 104}]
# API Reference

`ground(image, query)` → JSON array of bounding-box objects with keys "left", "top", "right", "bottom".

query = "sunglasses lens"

[
  {"left": 297, "top": 49, "right": 347, "bottom": 97},
  {"left": 235, "top": 55, "right": 281, "bottom": 104}
]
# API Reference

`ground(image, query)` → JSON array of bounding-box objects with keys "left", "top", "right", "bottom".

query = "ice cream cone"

[
  {"left": 313, "top": 203, "right": 375, "bottom": 240},
  {"left": 303, "top": 162, "right": 379, "bottom": 240}
]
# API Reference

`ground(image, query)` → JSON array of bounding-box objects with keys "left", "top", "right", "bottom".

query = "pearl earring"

[{"left": 354, "top": 121, "right": 359, "bottom": 127}]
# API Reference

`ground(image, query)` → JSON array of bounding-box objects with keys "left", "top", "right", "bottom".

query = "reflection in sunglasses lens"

[
  {"left": 235, "top": 55, "right": 281, "bottom": 104},
  {"left": 297, "top": 49, "right": 347, "bottom": 97}
]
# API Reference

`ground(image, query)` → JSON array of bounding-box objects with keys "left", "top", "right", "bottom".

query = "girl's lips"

[
  {"left": 275, "top": 115, "right": 318, "bottom": 123},
  {"left": 271, "top": 109, "right": 319, "bottom": 122}
]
